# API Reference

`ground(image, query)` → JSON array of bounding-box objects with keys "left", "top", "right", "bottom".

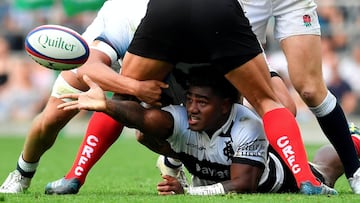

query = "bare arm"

[
  {"left": 77, "top": 48, "right": 168, "bottom": 105},
  {"left": 104, "top": 99, "right": 174, "bottom": 139},
  {"left": 223, "top": 163, "right": 263, "bottom": 193},
  {"left": 157, "top": 162, "right": 263, "bottom": 195},
  {"left": 58, "top": 75, "right": 174, "bottom": 139}
]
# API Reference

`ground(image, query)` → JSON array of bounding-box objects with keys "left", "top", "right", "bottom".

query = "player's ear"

[{"left": 221, "top": 98, "right": 232, "bottom": 114}]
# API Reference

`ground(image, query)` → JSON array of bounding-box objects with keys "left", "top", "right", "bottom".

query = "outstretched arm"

[{"left": 58, "top": 75, "right": 174, "bottom": 138}]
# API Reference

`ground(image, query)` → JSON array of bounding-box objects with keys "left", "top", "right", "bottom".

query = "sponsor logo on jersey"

[{"left": 195, "top": 163, "right": 230, "bottom": 180}]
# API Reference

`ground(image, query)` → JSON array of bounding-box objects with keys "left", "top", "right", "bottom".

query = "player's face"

[{"left": 185, "top": 86, "right": 230, "bottom": 135}]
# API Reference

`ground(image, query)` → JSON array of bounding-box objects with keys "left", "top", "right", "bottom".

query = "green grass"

[{"left": 0, "top": 133, "right": 359, "bottom": 203}]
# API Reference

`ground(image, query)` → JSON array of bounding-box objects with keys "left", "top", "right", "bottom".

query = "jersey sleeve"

[
  {"left": 231, "top": 106, "right": 269, "bottom": 169},
  {"left": 161, "top": 105, "right": 189, "bottom": 151},
  {"left": 82, "top": 0, "right": 148, "bottom": 63},
  {"left": 81, "top": 0, "right": 107, "bottom": 43},
  {"left": 94, "top": 0, "right": 147, "bottom": 60}
]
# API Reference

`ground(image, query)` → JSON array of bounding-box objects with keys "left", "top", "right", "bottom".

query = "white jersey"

[
  {"left": 163, "top": 104, "right": 304, "bottom": 192},
  {"left": 84, "top": 0, "right": 148, "bottom": 63},
  {"left": 239, "top": 0, "right": 321, "bottom": 43},
  {"left": 163, "top": 104, "right": 289, "bottom": 192}
]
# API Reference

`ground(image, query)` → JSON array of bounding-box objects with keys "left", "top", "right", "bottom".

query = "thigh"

[
  {"left": 224, "top": 54, "right": 282, "bottom": 117},
  {"left": 281, "top": 35, "right": 328, "bottom": 105},
  {"left": 121, "top": 52, "right": 173, "bottom": 81},
  {"left": 129, "top": 0, "right": 263, "bottom": 67}
]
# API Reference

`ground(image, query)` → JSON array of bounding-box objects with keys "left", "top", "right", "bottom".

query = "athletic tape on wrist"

[{"left": 185, "top": 183, "right": 225, "bottom": 195}]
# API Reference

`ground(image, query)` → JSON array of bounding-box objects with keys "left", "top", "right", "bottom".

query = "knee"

[
  {"left": 291, "top": 72, "right": 330, "bottom": 103},
  {"left": 294, "top": 84, "right": 327, "bottom": 106}
]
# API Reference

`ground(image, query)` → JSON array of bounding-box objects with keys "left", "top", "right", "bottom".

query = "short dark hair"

[{"left": 186, "top": 65, "right": 239, "bottom": 103}]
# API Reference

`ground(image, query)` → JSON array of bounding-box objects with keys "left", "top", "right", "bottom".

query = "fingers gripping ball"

[{"left": 25, "top": 25, "right": 90, "bottom": 70}]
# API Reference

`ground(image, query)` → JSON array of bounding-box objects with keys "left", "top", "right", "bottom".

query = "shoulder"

[
  {"left": 162, "top": 105, "right": 188, "bottom": 135},
  {"left": 233, "top": 104, "right": 262, "bottom": 127},
  {"left": 162, "top": 105, "right": 186, "bottom": 118},
  {"left": 231, "top": 104, "right": 266, "bottom": 142}
]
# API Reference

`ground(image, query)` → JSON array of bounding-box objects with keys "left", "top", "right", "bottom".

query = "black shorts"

[{"left": 127, "top": 0, "right": 263, "bottom": 75}]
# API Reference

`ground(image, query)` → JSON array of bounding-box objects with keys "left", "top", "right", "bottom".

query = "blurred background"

[{"left": 0, "top": 0, "right": 359, "bottom": 143}]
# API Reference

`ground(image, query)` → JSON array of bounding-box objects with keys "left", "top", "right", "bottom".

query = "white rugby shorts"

[{"left": 239, "top": 0, "right": 321, "bottom": 43}]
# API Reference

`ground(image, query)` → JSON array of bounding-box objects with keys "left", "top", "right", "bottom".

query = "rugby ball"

[{"left": 25, "top": 25, "right": 90, "bottom": 70}]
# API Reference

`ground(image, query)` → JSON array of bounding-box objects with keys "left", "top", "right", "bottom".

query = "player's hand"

[
  {"left": 134, "top": 80, "right": 168, "bottom": 107},
  {"left": 57, "top": 75, "right": 107, "bottom": 112},
  {"left": 157, "top": 175, "right": 184, "bottom": 195}
]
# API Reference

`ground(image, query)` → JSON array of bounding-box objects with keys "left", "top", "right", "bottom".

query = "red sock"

[
  {"left": 351, "top": 135, "right": 360, "bottom": 157},
  {"left": 65, "top": 112, "right": 124, "bottom": 185},
  {"left": 263, "top": 108, "right": 320, "bottom": 188}
]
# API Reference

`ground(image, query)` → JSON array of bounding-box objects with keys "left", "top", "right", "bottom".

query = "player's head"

[
  {"left": 186, "top": 65, "right": 239, "bottom": 103},
  {"left": 185, "top": 65, "right": 239, "bottom": 134}
]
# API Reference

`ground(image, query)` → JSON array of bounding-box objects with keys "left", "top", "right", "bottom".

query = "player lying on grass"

[
  {"left": 57, "top": 65, "right": 338, "bottom": 195},
  {"left": 155, "top": 122, "right": 360, "bottom": 195}
]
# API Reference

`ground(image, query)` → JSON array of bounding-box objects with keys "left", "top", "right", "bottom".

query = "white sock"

[
  {"left": 17, "top": 153, "right": 39, "bottom": 173},
  {"left": 309, "top": 90, "right": 336, "bottom": 117}
]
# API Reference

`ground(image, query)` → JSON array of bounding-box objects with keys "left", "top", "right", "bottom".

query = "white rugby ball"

[{"left": 25, "top": 25, "right": 90, "bottom": 70}]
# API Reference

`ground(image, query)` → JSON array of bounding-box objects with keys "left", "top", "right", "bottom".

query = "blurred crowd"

[
  {"left": 0, "top": 1, "right": 98, "bottom": 122},
  {"left": 0, "top": 0, "right": 359, "bottom": 123}
]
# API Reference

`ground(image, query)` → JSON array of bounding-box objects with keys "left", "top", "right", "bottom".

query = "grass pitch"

[{"left": 0, "top": 132, "right": 359, "bottom": 203}]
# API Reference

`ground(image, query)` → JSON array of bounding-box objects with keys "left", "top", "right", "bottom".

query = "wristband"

[{"left": 185, "top": 183, "right": 225, "bottom": 195}]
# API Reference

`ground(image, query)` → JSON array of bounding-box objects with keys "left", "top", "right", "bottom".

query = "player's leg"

[
  {"left": 269, "top": 71, "right": 297, "bottom": 116},
  {"left": 349, "top": 122, "right": 360, "bottom": 155},
  {"left": 121, "top": 53, "right": 173, "bottom": 81},
  {"left": 224, "top": 53, "right": 336, "bottom": 195},
  {"left": 274, "top": 2, "right": 360, "bottom": 193},
  {"left": 282, "top": 34, "right": 360, "bottom": 194},
  {"left": 0, "top": 72, "right": 81, "bottom": 193},
  {"left": 45, "top": 111, "right": 124, "bottom": 195},
  {"left": 311, "top": 145, "right": 343, "bottom": 188},
  {"left": 311, "top": 122, "right": 360, "bottom": 188}
]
